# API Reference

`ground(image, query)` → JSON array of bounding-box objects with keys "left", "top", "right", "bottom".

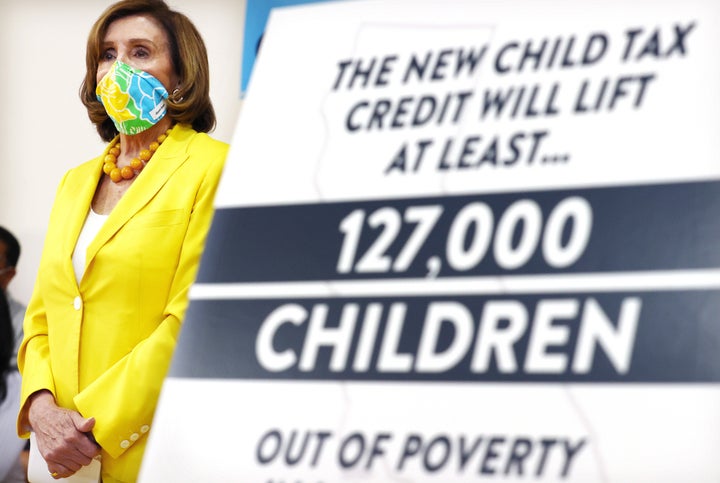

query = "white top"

[
  {"left": 72, "top": 209, "right": 109, "bottom": 284},
  {"left": 0, "top": 370, "right": 25, "bottom": 483}
]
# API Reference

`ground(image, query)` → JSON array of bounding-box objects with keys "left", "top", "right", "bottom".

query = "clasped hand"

[{"left": 28, "top": 390, "right": 101, "bottom": 479}]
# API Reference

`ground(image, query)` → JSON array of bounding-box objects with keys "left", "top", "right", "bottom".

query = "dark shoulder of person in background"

[{"left": 0, "top": 289, "right": 12, "bottom": 403}]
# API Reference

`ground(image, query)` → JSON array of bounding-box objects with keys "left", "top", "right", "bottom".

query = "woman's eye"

[
  {"left": 133, "top": 48, "right": 150, "bottom": 58},
  {"left": 100, "top": 49, "right": 116, "bottom": 61}
]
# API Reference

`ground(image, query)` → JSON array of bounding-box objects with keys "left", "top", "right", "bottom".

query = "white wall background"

[{"left": 0, "top": 0, "right": 246, "bottom": 304}]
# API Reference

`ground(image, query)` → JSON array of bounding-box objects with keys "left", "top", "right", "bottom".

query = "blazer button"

[
  {"left": 73, "top": 296, "right": 82, "bottom": 311},
  {"left": 140, "top": 425, "right": 150, "bottom": 434},
  {"left": 120, "top": 440, "right": 130, "bottom": 449},
  {"left": 130, "top": 433, "right": 139, "bottom": 442}
]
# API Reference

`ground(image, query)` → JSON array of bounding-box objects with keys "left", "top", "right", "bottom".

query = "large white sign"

[{"left": 141, "top": 0, "right": 720, "bottom": 481}]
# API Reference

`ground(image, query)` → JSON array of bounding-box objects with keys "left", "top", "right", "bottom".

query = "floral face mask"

[{"left": 96, "top": 60, "right": 169, "bottom": 135}]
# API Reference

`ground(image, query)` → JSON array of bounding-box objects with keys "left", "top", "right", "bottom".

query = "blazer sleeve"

[
  {"left": 73, "top": 145, "right": 227, "bottom": 459},
  {"left": 16, "top": 172, "right": 70, "bottom": 435}
]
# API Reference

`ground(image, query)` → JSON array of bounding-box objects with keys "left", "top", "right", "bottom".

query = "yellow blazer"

[{"left": 17, "top": 124, "right": 227, "bottom": 482}]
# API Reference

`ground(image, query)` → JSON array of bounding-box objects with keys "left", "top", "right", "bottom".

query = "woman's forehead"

[{"left": 103, "top": 14, "right": 168, "bottom": 44}]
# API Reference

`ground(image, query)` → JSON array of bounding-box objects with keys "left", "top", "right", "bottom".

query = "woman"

[
  {"left": 16, "top": 1, "right": 227, "bottom": 481},
  {"left": 0, "top": 290, "right": 25, "bottom": 483}
]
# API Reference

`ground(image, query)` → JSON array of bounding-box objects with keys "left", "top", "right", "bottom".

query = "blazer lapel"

[{"left": 84, "top": 125, "right": 192, "bottom": 273}]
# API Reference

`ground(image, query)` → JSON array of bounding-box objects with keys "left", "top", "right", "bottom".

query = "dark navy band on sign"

[
  {"left": 196, "top": 180, "right": 720, "bottom": 284},
  {"left": 170, "top": 291, "right": 720, "bottom": 381}
]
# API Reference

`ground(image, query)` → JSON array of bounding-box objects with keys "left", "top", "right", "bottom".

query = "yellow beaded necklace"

[{"left": 102, "top": 128, "right": 172, "bottom": 183}]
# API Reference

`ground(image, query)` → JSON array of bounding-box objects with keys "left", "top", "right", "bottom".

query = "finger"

[
  {"left": 70, "top": 430, "right": 101, "bottom": 458},
  {"left": 71, "top": 416, "right": 100, "bottom": 457},
  {"left": 48, "top": 462, "right": 74, "bottom": 479},
  {"left": 47, "top": 450, "right": 84, "bottom": 472},
  {"left": 73, "top": 415, "right": 96, "bottom": 433},
  {"left": 51, "top": 444, "right": 94, "bottom": 468},
  {"left": 75, "top": 437, "right": 101, "bottom": 460},
  {"left": 42, "top": 435, "right": 94, "bottom": 469},
  {"left": 64, "top": 452, "right": 92, "bottom": 470}
]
